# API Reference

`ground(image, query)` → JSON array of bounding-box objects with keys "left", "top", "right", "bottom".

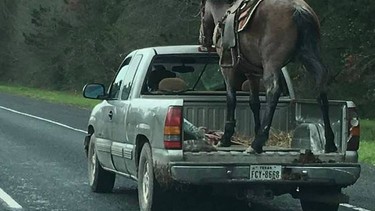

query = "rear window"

[
  {"left": 142, "top": 54, "right": 289, "bottom": 96},
  {"left": 143, "top": 54, "right": 224, "bottom": 93}
]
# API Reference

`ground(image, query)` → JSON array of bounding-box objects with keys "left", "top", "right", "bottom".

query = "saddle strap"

[{"left": 228, "top": 0, "right": 250, "bottom": 14}]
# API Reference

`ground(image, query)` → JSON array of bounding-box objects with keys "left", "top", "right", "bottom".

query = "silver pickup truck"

[{"left": 83, "top": 45, "right": 361, "bottom": 211}]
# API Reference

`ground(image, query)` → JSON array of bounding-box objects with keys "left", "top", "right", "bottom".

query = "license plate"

[{"left": 250, "top": 165, "right": 282, "bottom": 180}]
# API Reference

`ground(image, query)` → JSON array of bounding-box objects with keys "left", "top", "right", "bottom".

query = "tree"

[{"left": 0, "top": 0, "right": 18, "bottom": 81}]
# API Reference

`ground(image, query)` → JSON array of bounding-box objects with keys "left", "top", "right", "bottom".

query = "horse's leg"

[
  {"left": 318, "top": 92, "right": 337, "bottom": 152},
  {"left": 292, "top": 1, "right": 337, "bottom": 152},
  {"left": 300, "top": 57, "right": 337, "bottom": 153},
  {"left": 248, "top": 78, "right": 261, "bottom": 135},
  {"left": 250, "top": 69, "right": 282, "bottom": 153},
  {"left": 218, "top": 67, "right": 236, "bottom": 147}
]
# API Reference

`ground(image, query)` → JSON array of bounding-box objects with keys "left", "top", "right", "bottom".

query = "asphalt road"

[{"left": 0, "top": 93, "right": 373, "bottom": 211}]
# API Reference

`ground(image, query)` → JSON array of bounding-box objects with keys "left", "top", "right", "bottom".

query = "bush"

[{"left": 361, "top": 119, "right": 375, "bottom": 141}]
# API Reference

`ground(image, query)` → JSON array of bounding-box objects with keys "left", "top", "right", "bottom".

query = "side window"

[
  {"left": 121, "top": 54, "right": 143, "bottom": 100},
  {"left": 108, "top": 58, "right": 131, "bottom": 99}
]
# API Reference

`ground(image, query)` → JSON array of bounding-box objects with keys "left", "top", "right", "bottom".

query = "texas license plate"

[{"left": 250, "top": 165, "right": 282, "bottom": 180}]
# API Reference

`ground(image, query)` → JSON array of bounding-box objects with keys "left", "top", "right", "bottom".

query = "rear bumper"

[{"left": 169, "top": 163, "right": 361, "bottom": 186}]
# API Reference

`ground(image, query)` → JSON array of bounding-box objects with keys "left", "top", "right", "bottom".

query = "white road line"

[
  {"left": 0, "top": 106, "right": 87, "bottom": 134},
  {"left": 341, "top": 203, "right": 372, "bottom": 211},
  {"left": 0, "top": 188, "right": 22, "bottom": 209}
]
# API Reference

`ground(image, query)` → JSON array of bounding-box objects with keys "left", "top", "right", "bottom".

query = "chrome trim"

[
  {"left": 111, "top": 143, "right": 123, "bottom": 157},
  {"left": 123, "top": 143, "right": 134, "bottom": 160},
  {"left": 111, "top": 142, "right": 134, "bottom": 159},
  {"left": 96, "top": 138, "right": 111, "bottom": 153},
  {"left": 102, "top": 166, "right": 138, "bottom": 181}
]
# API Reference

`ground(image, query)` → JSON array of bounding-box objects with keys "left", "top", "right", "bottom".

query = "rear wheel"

[
  {"left": 300, "top": 200, "right": 339, "bottom": 211},
  {"left": 299, "top": 187, "right": 341, "bottom": 211},
  {"left": 88, "top": 135, "right": 115, "bottom": 193},
  {"left": 138, "top": 143, "right": 164, "bottom": 211}
]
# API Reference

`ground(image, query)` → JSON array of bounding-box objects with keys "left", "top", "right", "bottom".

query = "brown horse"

[{"left": 199, "top": 0, "right": 337, "bottom": 153}]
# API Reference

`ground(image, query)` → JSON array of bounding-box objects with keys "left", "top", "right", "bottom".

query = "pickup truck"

[{"left": 82, "top": 45, "right": 361, "bottom": 211}]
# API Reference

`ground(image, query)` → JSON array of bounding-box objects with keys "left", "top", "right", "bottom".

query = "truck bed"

[
  {"left": 182, "top": 93, "right": 292, "bottom": 138},
  {"left": 178, "top": 93, "right": 348, "bottom": 154}
]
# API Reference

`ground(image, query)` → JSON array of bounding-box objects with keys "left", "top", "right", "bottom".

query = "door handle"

[{"left": 108, "top": 111, "right": 113, "bottom": 120}]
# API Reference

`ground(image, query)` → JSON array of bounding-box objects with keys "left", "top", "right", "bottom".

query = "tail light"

[
  {"left": 347, "top": 107, "right": 360, "bottom": 151},
  {"left": 164, "top": 106, "right": 182, "bottom": 149}
]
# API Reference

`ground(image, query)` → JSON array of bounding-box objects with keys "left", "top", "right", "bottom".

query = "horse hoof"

[
  {"left": 250, "top": 142, "right": 264, "bottom": 154},
  {"left": 324, "top": 145, "right": 338, "bottom": 153},
  {"left": 246, "top": 146, "right": 263, "bottom": 154},
  {"left": 217, "top": 141, "right": 231, "bottom": 147},
  {"left": 245, "top": 146, "right": 257, "bottom": 154}
]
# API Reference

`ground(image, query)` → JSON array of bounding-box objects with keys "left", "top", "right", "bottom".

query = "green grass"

[
  {"left": 359, "top": 119, "right": 375, "bottom": 164},
  {"left": 0, "top": 84, "right": 98, "bottom": 109},
  {"left": 359, "top": 141, "right": 375, "bottom": 164},
  {"left": 361, "top": 119, "right": 375, "bottom": 141}
]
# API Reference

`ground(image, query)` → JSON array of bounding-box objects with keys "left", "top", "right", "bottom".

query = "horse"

[{"left": 199, "top": 0, "right": 338, "bottom": 154}]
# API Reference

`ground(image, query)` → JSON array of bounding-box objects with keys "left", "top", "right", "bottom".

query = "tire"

[
  {"left": 138, "top": 143, "right": 164, "bottom": 211},
  {"left": 300, "top": 200, "right": 339, "bottom": 211},
  {"left": 299, "top": 187, "right": 341, "bottom": 211},
  {"left": 87, "top": 135, "right": 116, "bottom": 193}
]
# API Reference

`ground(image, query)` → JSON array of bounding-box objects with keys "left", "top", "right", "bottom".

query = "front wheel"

[
  {"left": 138, "top": 143, "right": 164, "bottom": 211},
  {"left": 87, "top": 135, "right": 115, "bottom": 193}
]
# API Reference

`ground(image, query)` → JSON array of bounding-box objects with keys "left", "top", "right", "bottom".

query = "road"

[{"left": 0, "top": 93, "right": 373, "bottom": 211}]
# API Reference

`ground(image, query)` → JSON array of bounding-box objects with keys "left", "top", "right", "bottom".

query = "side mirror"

[{"left": 83, "top": 83, "right": 106, "bottom": 99}]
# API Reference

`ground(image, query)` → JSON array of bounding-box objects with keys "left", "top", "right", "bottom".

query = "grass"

[
  {"left": 360, "top": 119, "right": 375, "bottom": 141},
  {"left": 0, "top": 84, "right": 98, "bottom": 109},
  {"left": 359, "top": 119, "right": 375, "bottom": 164},
  {"left": 359, "top": 141, "right": 375, "bottom": 164}
]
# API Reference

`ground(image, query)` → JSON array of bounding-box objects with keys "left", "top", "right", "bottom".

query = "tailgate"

[{"left": 170, "top": 147, "right": 360, "bottom": 186}]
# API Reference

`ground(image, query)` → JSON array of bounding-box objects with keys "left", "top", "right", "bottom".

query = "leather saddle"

[{"left": 216, "top": 0, "right": 263, "bottom": 68}]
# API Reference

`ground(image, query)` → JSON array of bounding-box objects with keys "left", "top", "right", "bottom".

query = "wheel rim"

[
  {"left": 89, "top": 149, "right": 96, "bottom": 186},
  {"left": 142, "top": 161, "right": 150, "bottom": 204}
]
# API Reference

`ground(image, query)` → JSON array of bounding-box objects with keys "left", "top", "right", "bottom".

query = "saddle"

[{"left": 215, "top": 0, "right": 263, "bottom": 70}]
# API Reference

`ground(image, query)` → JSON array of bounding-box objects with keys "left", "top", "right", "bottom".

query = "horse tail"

[{"left": 293, "top": 4, "right": 328, "bottom": 89}]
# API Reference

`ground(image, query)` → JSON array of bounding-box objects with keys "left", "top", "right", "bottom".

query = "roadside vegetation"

[
  {"left": 1, "top": 84, "right": 374, "bottom": 164},
  {"left": 359, "top": 120, "right": 375, "bottom": 164},
  {"left": 0, "top": 84, "right": 97, "bottom": 109}
]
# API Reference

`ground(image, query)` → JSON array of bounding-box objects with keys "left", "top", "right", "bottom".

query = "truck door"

[
  {"left": 107, "top": 54, "right": 143, "bottom": 174},
  {"left": 105, "top": 56, "right": 132, "bottom": 173},
  {"left": 94, "top": 56, "right": 132, "bottom": 170}
]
